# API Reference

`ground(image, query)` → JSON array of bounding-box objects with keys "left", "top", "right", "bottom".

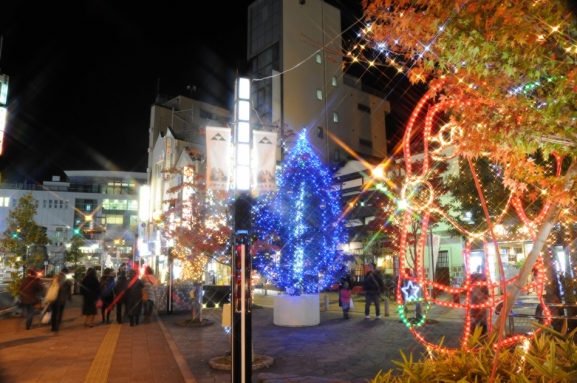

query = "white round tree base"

[{"left": 273, "top": 294, "right": 320, "bottom": 327}]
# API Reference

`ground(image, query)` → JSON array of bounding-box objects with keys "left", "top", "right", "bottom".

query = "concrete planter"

[{"left": 273, "top": 294, "right": 320, "bottom": 327}]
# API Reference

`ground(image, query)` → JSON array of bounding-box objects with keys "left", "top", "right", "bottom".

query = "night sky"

[{"left": 0, "top": 0, "right": 421, "bottom": 184}]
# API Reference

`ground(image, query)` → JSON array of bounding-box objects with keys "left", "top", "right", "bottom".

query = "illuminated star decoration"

[{"left": 401, "top": 280, "right": 421, "bottom": 301}]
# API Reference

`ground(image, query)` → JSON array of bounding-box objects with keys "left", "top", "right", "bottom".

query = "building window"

[
  {"left": 317, "top": 89, "right": 323, "bottom": 100},
  {"left": 332, "top": 76, "right": 337, "bottom": 86},
  {"left": 359, "top": 138, "right": 373, "bottom": 148},
  {"left": 358, "top": 103, "right": 371, "bottom": 113},
  {"left": 106, "top": 215, "right": 124, "bottom": 225},
  {"left": 4, "top": 197, "right": 9, "bottom": 207},
  {"left": 199, "top": 109, "right": 212, "bottom": 119},
  {"left": 317, "top": 127, "right": 324, "bottom": 138},
  {"left": 316, "top": 53, "right": 322, "bottom": 64},
  {"left": 333, "top": 112, "right": 339, "bottom": 123},
  {"left": 43, "top": 200, "right": 47, "bottom": 209}
]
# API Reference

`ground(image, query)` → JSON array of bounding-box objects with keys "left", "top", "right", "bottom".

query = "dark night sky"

[{"left": 0, "top": 0, "right": 420, "bottom": 184}]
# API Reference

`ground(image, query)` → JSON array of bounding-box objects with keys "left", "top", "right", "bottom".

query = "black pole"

[
  {"left": 167, "top": 247, "right": 174, "bottom": 314},
  {"left": 232, "top": 193, "right": 252, "bottom": 382}
]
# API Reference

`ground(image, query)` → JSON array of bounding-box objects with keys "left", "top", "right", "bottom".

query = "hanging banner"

[
  {"left": 253, "top": 130, "right": 277, "bottom": 192},
  {"left": 206, "top": 126, "right": 231, "bottom": 191},
  {"left": 432, "top": 234, "right": 441, "bottom": 270}
]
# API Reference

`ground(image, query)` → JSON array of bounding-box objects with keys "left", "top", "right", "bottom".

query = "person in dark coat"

[
  {"left": 363, "top": 263, "right": 384, "bottom": 319},
  {"left": 113, "top": 271, "right": 128, "bottom": 324},
  {"left": 19, "top": 269, "right": 45, "bottom": 330},
  {"left": 126, "top": 269, "right": 144, "bottom": 326},
  {"left": 470, "top": 272, "right": 489, "bottom": 335},
  {"left": 80, "top": 268, "right": 100, "bottom": 327},
  {"left": 50, "top": 268, "right": 73, "bottom": 332},
  {"left": 99, "top": 268, "right": 115, "bottom": 324}
]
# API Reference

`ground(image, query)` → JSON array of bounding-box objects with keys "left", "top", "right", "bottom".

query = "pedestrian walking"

[
  {"left": 49, "top": 267, "right": 72, "bottom": 333},
  {"left": 113, "top": 271, "right": 128, "bottom": 324},
  {"left": 363, "top": 263, "right": 384, "bottom": 319},
  {"left": 80, "top": 268, "right": 100, "bottom": 327},
  {"left": 470, "top": 272, "right": 489, "bottom": 335},
  {"left": 141, "top": 266, "right": 157, "bottom": 323},
  {"left": 126, "top": 269, "right": 144, "bottom": 327},
  {"left": 99, "top": 268, "right": 115, "bottom": 324},
  {"left": 340, "top": 282, "right": 352, "bottom": 319},
  {"left": 19, "top": 269, "right": 45, "bottom": 330}
]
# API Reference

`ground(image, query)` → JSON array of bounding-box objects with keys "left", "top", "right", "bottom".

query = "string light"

[
  {"left": 252, "top": 132, "right": 350, "bottom": 296},
  {"left": 395, "top": 86, "right": 554, "bottom": 352}
]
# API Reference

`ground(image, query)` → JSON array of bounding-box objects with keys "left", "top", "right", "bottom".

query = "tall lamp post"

[{"left": 231, "top": 77, "right": 253, "bottom": 383}]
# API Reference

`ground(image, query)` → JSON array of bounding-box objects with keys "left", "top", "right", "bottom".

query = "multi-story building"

[
  {"left": 247, "top": 0, "right": 390, "bottom": 164},
  {"left": 147, "top": 95, "right": 231, "bottom": 184},
  {"left": 145, "top": 96, "right": 232, "bottom": 284},
  {"left": 0, "top": 170, "right": 146, "bottom": 280}
]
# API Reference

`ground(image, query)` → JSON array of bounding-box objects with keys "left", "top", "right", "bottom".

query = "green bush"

[{"left": 371, "top": 325, "right": 577, "bottom": 382}]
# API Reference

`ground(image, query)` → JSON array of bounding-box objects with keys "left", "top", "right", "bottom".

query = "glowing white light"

[
  {"left": 238, "top": 100, "right": 250, "bottom": 121},
  {"left": 238, "top": 78, "right": 250, "bottom": 100},
  {"left": 238, "top": 122, "right": 250, "bottom": 143},
  {"left": 398, "top": 199, "right": 408, "bottom": 209},
  {"left": 237, "top": 143, "right": 250, "bottom": 166},
  {"left": 236, "top": 166, "right": 250, "bottom": 190},
  {"left": 138, "top": 187, "right": 150, "bottom": 223}
]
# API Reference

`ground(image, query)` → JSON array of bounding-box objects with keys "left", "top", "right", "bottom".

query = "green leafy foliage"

[
  {"left": 1, "top": 193, "right": 51, "bottom": 296},
  {"left": 371, "top": 326, "right": 577, "bottom": 382},
  {"left": 65, "top": 235, "right": 85, "bottom": 266}
]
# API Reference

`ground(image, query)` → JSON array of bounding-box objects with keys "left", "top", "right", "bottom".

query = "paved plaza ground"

[{"left": 0, "top": 290, "right": 539, "bottom": 383}]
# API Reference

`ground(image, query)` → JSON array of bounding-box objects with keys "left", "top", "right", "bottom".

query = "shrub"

[{"left": 371, "top": 325, "right": 577, "bottom": 382}]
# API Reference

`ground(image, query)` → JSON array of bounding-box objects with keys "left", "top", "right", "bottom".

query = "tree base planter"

[
  {"left": 208, "top": 355, "right": 274, "bottom": 371},
  {"left": 273, "top": 294, "right": 320, "bottom": 327}
]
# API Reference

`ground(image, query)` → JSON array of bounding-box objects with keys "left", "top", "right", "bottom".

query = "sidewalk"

[
  {"left": 0, "top": 299, "right": 192, "bottom": 383},
  {"left": 0, "top": 290, "right": 483, "bottom": 383}
]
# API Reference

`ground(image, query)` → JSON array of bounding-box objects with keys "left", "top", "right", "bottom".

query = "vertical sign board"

[
  {"left": 253, "top": 130, "right": 277, "bottom": 192},
  {"left": 206, "top": 126, "right": 231, "bottom": 191}
]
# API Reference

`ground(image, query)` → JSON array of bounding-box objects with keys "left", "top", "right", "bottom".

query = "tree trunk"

[
  {"left": 490, "top": 157, "right": 577, "bottom": 339},
  {"left": 191, "top": 283, "right": 203, "bottom": 322}
]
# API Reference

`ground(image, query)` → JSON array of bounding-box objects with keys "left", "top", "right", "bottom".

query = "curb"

[{"left": 155, "top": 312, "right": 198, "bottom": 383}]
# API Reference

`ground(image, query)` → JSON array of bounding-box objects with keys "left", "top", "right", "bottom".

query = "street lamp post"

[{"left": 231, "top": 77, "right": 253, "bottom": 383}]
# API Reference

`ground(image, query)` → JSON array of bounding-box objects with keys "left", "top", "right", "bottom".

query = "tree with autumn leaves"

[
  {"left": 160, "top": 154, "right": 233, "bottom": 321},
  {"left": 360, "top": 0, "right": 577, "bottom": 342}
]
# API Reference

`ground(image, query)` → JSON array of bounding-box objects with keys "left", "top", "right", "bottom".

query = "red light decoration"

[{"left": 397, "top": 83, "right": 556, "bottom": 352}]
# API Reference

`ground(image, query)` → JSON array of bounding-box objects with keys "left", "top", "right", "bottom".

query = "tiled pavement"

[
  {"left": 0, "top": 290, "right": 540, "bottom": 383},
  {"left": 0, "top": 299, "right": 188, "bottom": 383}
]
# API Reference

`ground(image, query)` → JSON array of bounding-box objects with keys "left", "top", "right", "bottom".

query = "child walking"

[{"left": 340, "top": 282, "right": 352, "bottom": 319}]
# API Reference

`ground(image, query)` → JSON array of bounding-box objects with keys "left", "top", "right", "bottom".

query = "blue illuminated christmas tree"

[{"left": 253, "top": 132, "right": 349, "bottom": 296}]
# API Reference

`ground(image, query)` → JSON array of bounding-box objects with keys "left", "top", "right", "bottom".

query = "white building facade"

[{"left": 0, "top": 171, "right": 146, "bottom": 280}]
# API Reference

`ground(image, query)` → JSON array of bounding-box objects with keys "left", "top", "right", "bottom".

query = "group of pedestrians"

[
  {"left": 339, "top": 262, "right": 385, "bottom": 320},
  {"left": 18, "top": 265, "right": 158, "bottom": 331}
]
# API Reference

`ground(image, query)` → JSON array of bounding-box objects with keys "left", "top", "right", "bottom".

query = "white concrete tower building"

[{"left": 248, "top": 0, "right": 390, "bottom": 163}]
